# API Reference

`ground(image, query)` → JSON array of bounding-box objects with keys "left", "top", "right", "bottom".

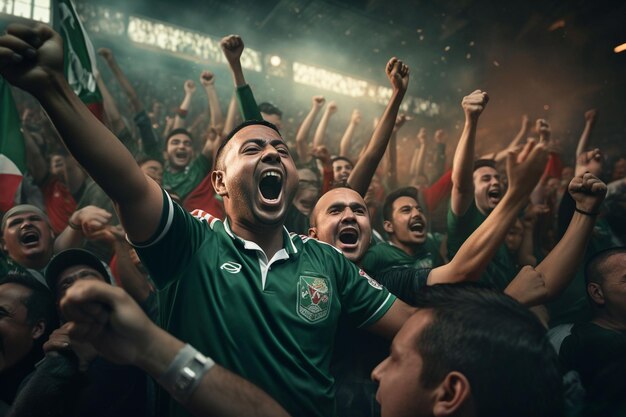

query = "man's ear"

[
  {"left": 31, "top": 320, "right": 46, "bottom": 341},
  {"left": 432, "top": 371, "right": 472, "bottom": 417},
  {"left": 212, "top": 170, "right": 228, "bottom": 197},
  {"left": 383, "top": 220, "right": 393, "bottom": 234},
  {"left": 588, "top": 282, "right": 605, "bottom": 306},
  {"left": 308, "top": 227, "right": 318, "bottom": 239}
]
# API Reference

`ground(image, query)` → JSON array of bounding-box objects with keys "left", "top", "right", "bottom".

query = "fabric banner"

[{"left": 0, "top": 77, "right": 26, "bottom": 213}]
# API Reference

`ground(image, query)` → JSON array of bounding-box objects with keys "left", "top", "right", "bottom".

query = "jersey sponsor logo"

[
  {"left": 220, "top": 262, "right": 242, "bottom": 274},
  {"left": 297, "top": 276, "right": 332, "bottom": 323},
  {"left": 359, "top": 269, "right": 383, "bottom": 290}
]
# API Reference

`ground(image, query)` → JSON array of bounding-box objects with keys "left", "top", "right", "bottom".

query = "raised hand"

[
  {"left": 61, "top": 280, "right": 156, "bottom": 366},
  {"left": 44, "top": 322, "right": 98, "bottom": 371},
  {"left": 434, "top": 129, "right": 446, "bottom": 144},
  {"left": 535, "top": 119, "right": 551, "bottom": 142},
  {"left": 220, "top": 34, "right": 244, "bottom": 65},
  {"left": 505, "top": 265, "right": 547, "bottom": 306},
  {"left": 326, "top": 101, "right": 338, "bottom": 114},
  {"left": 184, "top": 80, "right": 196, "bottom": 95},
  {"left": 386, "top": 57, "right": 409, "bottom": 94},
  {"left": 0, "top": 23, "right": 63, "bottom": 94},
  {"left": 97, "top": 47, "right": 114, "bottom": 62},
  {"left": 310, "top": 145, "right": 331, "bottom": 166},
  {"left": 69, "top": 205, "right": 113, "bottom": 239},
  {"left": 584, "top": 109, "right": 597, "bottom": 124},
  {"left": 568, "top": 172, "right": 607, "bottom": 214},
  {"left": 461, "top": 90, "right": 489, "bottom": 120},
  {"left": 200, "top": 70, "right": 215, "bottom": 87},
  {"left": 312, "top": 95, "right": 325, "bottom": 109},
  {"left": 506, "top": 139, "right": 549, "bottom": 199},
  {"left": 575, "top": 148, "right": 603, "bottom": 177},
  {"left": 351, "top": 109, "right": 361, "bottom": 125}
]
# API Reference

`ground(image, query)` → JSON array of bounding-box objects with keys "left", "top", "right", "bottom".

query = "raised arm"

[
  {"left": 492, "top": 115, "right": 530, "bottom": 162},
  {"left": 222, "top": 93, "right": 240, "bottom": 135},
  {"left": 95, "top": 73, "right": 126, "bottom": 134},
  {"left": 295, "top": 95, "right": 325, "bottom": 163},
  {"left": 173, "top": 80, "right": 196, "bottom": 129},
  {"left": 0, "top": 24, "right": 163, "bottom": 242},
  {"left": 428, "top": 139, "right": 548, "bottom": 284},
  {"left": 348, "top": 57, "right": 409, "bottom": 196},
  {"left": 199, "top": 70, "right": 224, "bottom": 130},
  {"left": 220, "top": 35, "right": 263, "bottom": 121},
  {"left": 312, "top": 100, "right": 337, "bottom": 148},
  {"left": 22, "top": 128, "right": 48, "bottom": 184},
  {"left": 338, "top": 109, "right": 361, "bottom": 158},
  {"left": 61, "top": 280, "right": 291, "bottom": 417},
  {"left": 410, "top": 128, "right": 427, "bottom": 177},
  {"left": 575, "top": 109, "right": 597, "bottom": 157},
  {"left": 98, "top": 48, "right": 143, "bottom": 113},
  {"left": 450, "top": 90, "right": 489, "bottom": 216}
]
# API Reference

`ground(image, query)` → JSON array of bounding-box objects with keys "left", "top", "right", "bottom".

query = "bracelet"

[
  {"left": 68, "top": 220, "right": 81, "bottom": 230},
  {"left": 575, "top": 207, "right": 599, "bottom": 217},
  {"left": 177, "top": 108, "right": 188, "bottom": 118},
  {"left": 157, "top": 344, "right": 215, "bottom": 404}
]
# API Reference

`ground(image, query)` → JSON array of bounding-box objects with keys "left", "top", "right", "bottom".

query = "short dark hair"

[
  {"left": 0, "top": 273, "right": 58, "bottom": 344},
  {"left": 473, "top": 159, "right": 496, "bottom": 172},
  {"left": 382, "top": 186, "right": 419, "bottom": 222},
  {"left": 585, "top": 247, "right": 626, "bottom": 286},
  {"left": 412, "top": 283, "right": 563, "bottom": 417},
  {"left": 165, "top": 128, "right": 193, "bottom": 146},
  {"left": 214, "top": 120, "right": 282, "bottom": 170},
  {"left": 136, "top": 155, "right": 164, "bottom": 166},
  {"left": 331, "top": 156, "right": 353, "bottom": 167},
  {"left": 258, "top": 102, "right": 282, "bottom": 117}
]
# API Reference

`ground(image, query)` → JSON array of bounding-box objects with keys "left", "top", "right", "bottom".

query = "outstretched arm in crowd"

[
  {"left": 295, "top": 95, "right": 325, "bottom": 163},
  {"left": 348, "top": 57, "right": 409, "bottom": 196},
  {"left": 575, "top": 109, "right": 597, "bottom": 157},
  {"left": 199, "top": 70, "right": 224, "bottom": 130},
  {"left": 312, "top": 100, "right": 337, "bottom": 148},
  {"left": 338, "top": 109, "right": 361, "bottom": 159},
  {"left": 427, "top": 140, "right": 548, "bottom": 284},
  {"left": 506, "top": 173, "right": 607, "bottom": 306},
  {"left": 95, "top": 73, "right": 126, "bottom": 135},
  {"left": 489, "top": 114, "right": 530, "bottom": 162},
  {"left": 409, "top": 128, "right": 427, "bottom": 178},
  {"left": 0, "top": 24, "right": 163, "bottom": 242},
  {"left": 222, "top": 93, "right": 241, "bottom": 135},
  {"left": 53, "top": 205, "right": 113, "bottom": 253},
  {"left": 61, "top": 280, "right": 291, "bottom": 417},
  {"left": 173, "top": 80, "right": 196, "bottom": 129},
  {"left": 98, "top": 47, "right": 161, "bottom": 158},
  {"left": 450, "top": 90, "right": 489, "bottom": 216},
  {"left": 220, "top": 35, "right": 263, "bottom": 121}
]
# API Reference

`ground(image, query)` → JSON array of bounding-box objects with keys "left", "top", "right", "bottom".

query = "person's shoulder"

[
  {"left": 289, "top": 233, "right": 343, "bottom": 256},
  {"left": 189, "top": 208, "right": 224, "bottom": 231}
]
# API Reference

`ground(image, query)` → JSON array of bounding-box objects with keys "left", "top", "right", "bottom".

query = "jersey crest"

[{"left": 297, "top": 276, "right": 332, "bottom": 323}]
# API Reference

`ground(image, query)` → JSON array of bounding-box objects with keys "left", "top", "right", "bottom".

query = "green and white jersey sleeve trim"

[
  {"left": 357, "top": 293, "right": 396, "bottom": 328},
  {"left": 127, "top": 190, "right": 175, "bottom": 248}
]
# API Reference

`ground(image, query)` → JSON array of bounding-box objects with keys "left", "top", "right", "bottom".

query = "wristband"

[
  {"left": 575, "top": 207, "right": 598, "bottom": 217},
  {"left": 177, "top": 108, "right": 188, "bottom": 118},
  {"left": 158, "top": 344, "right": 214, "bottom": 404},
  {"left": 68, "top": 220, "right": 81, "bottom": 230}
]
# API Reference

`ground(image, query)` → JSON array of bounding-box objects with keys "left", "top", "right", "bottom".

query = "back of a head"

[
  {"left": 585, "top": 247, "right": 626, "bottom": 287},
  {"left": 413, "top": 283, "right": 563, "bottom": 417}
]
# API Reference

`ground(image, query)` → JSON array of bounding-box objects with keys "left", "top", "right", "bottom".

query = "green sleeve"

[
  {"left": 333, "top": 249, "right": 396, "bottom": 328},
  {"left": 236, "top": 84, "right": 263, "bottom": 121},
  {"left": 131, "top": 190, "right": 213, "bottom": 289}
]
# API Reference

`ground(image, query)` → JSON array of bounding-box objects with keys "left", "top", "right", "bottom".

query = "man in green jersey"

[
  {"left": 0, "top": 24, "right": 413, "bottom": 417},
  {"left": 360, "top": 187, "right": 444, "bottom": 279},
  {"left": 163, "top": 128, "right": 213, "bottom": 201}
]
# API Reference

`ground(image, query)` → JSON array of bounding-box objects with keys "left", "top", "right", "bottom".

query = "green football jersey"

[
  {"left": 163, "top": 154, "right": 211, "bottom": 200},
  {"left": 447, "top": 201, "right": 518, "bottom": 290},
  {"left": 134, "top": 193, "right": 397, "bottom": 417},
  {"left": 361, "top": 234, "right": 444, "bottom": 277}
]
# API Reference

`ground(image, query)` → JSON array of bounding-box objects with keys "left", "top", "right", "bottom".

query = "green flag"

[{"left": 0, "top": 77, "right": 26, "bottom": 212}]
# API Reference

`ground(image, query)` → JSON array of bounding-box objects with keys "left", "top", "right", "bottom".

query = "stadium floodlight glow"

[
  {"left": 293, "top": 62, "right": 368, "bottom": 97},
  {"left": 2, "top": 0, "right": 50, "bottom": 23},
  {"left": 127, "top": 16, "right": 262, "bottom": 72},
  {"left": 270, "top": 55, "right": 282, "bottom": 67}
]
